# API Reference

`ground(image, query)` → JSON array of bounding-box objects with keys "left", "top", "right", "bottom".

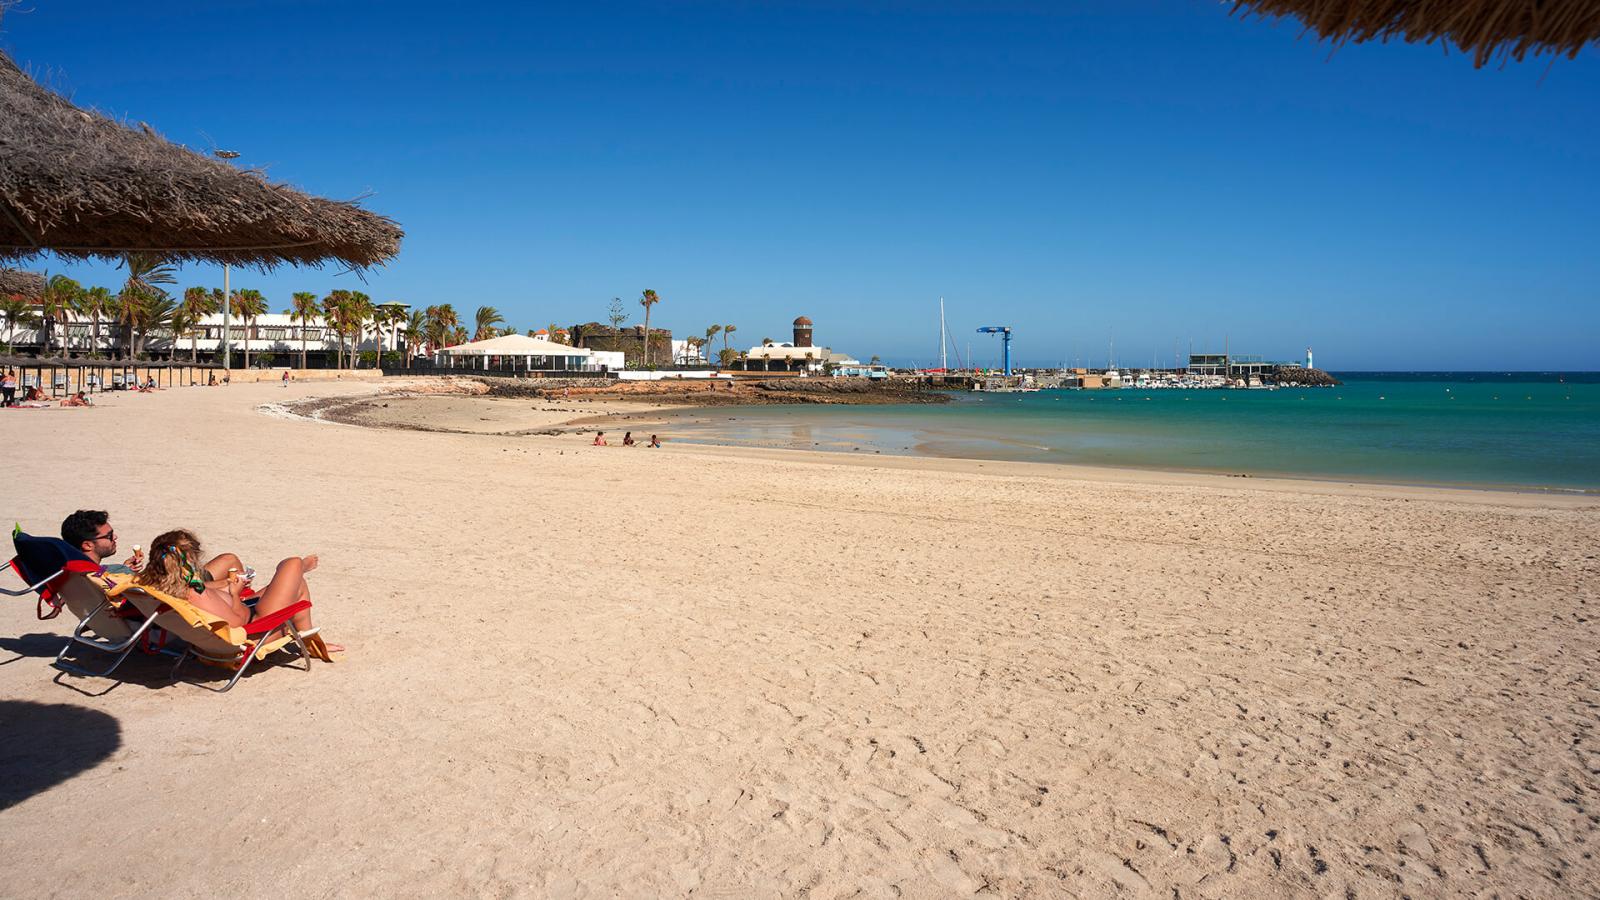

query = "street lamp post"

[
  {"left": 212, "top": 148, "right": 239, "bottom": 373},
  {"left": 221, "top": 263, "right": 231, "bottom": 371}
]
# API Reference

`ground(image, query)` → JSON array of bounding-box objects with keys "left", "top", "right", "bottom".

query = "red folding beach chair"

[{"left": 4, "top": 531, "right": 169, "bottom": 678}]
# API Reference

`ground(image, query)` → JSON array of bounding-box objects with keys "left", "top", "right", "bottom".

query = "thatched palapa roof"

[
  {"left": 0, "top": 50, "right": 403, "bottom": 269},
  {"left": 1232, "top": 0, "right": 1600, "bottom": 67},
  {"left": 0, "top": 266, "right": 43, "bottom": 298}
]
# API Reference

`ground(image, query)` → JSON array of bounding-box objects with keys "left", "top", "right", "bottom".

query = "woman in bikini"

[{"left": 133, "top": 530, "right": 341, "bottom": 652}]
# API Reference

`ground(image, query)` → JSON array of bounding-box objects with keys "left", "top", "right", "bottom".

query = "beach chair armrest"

[
  {"left": 64, "top": 560, "right": 103, "bottom": 574},
  {"left": 0, "top": 561, "right": 65, "bottom": 596},
  {"left": 244, "top": 600, "right": 311, "bottom": 636}
]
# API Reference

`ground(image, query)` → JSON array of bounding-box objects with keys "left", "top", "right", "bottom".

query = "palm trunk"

[
  {"left": 242, "top": 318, "right": 251, "bottom": 370},
  {"left": 642, "top": 308, "right": 652, "bottom": 367},
  {"left": 301, "top": 329, "right": 307, "bottom": 370}
]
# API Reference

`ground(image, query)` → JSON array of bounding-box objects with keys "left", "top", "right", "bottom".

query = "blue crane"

[{"left": 976, "top": 326, "right": 1013, "bottom": 376}]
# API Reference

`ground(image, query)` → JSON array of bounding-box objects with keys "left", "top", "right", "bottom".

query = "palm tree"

[
  {"left": 40, "top": 275, "right": 82, "bottom": 357},
  {"left": 0, "top": 296, "right": 38, "bottom": 351},
  {"left": 449, "top": 325, "right": 469, "bottom": 347},
  {"left": 722, "top": 323, "right": 737, "bottom": 353},
  {"left": 404, "top": 309, "right": 428, "bottom": 368},
  {"left": 232, "top": 289, "right": 267, "bottom": 369},
  {"left": 320, "top": 290, "right": 350, "bottom": 368},
  {"left": 117, "top": 253, "right": 176, "bottom": 359},
  {"left": 129, "top": 291, "right": 176, "bottom": 358},
  {"left": 288, "top": 291, "right": 320, "bottom": 369},
  {"left": 345, "top": 292, "right": 374, "bottom": 367},
  {"left": 374, "top": 303, "right": 407, "bottom": 368},
  {"left": 181, "top": 287, "right": 219, "bottom": 363},
  {"left": 638, "top": 289, "right": 660, "bottom": 367},
  {"left": 432, "top": 304, "right": 459, "bottom": 350},
  {"left": 167, "top": 302, "right": 199, "bottom": 362},
  {"left": 761, "top": 337, "right": 774, "bottom": 347},
  {"left": 80, "top": 286, "right": 112, "bottom": 358},
  {"left": 704, "top": 325, "right": 721, "bottom": 365},
  {"left": 473, "top": 306, "right": 505, "bottom": 341}
]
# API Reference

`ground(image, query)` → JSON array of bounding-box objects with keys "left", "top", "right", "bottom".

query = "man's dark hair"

[{"left": 61, "top": 509, "right": 110, "bottom": 549}]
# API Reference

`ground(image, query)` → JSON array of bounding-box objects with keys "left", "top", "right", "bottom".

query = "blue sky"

[{"left": 4, "top": 1, "right": 1597, "bottom": 369}]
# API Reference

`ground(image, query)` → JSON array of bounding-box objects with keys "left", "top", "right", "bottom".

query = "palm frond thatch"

[
  {"left": 0, "top": 50, "right": 403, "bottom": 269},
  {"left": 0, "top": 266, "right": 43, "bottom": 298},
  {"left": 1231, "top": 0, "right": 1600, "bottom": 67}
]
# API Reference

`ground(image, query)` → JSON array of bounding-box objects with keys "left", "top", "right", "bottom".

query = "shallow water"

[{"left": 664, "top": 373, "right": 1600, "bottom": 491}]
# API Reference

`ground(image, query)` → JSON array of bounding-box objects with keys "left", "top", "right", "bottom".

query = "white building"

[
  {"left": 432, "top": 333, "right": 619, "bottom": 373},
  {"left": 0, "top": 308, "right": 410, "bottom": 367}
]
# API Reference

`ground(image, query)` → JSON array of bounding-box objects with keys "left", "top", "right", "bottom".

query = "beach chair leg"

[
  {"left": 286, "top": 624, "right": 330, "bottom": 666},
  {"left": 216, "top": 653, "right": 261, "bottom": 693},
  {"left": 52, "top": 605, "right": 164, "bottom": 679},
  {"left": 169, "top": 649, "right": 192, "bottom": 682}
]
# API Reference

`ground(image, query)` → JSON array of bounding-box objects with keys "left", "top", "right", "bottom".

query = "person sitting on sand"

[
  {"left": 134, "top": 529, "right": 341, "bottom": 652},
  {"left": 622, "top": 431, "right": 635, "bottom": 447},
  {"left": 24, "top": 385, "right": 45, "bottom": 402},
  {"left": 208, "top": 372, "right": 218, "bottom": 386},
  {"left": 61, "top": 391, "right": 90, "bottom": 407},
  {"left": 648, "top": 434, "right": 661, "bottom": 448},
  {"left": 593, "top": 431, "right": 608, "bottom": 446}
]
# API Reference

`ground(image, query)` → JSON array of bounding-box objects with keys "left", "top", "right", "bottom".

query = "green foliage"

[{"left": 358, "top": 350, "right": 405, "bottom": 368}]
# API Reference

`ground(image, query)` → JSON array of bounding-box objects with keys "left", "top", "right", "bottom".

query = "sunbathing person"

[
  {"left": 134, "top": 529, "right": 342, "bottom": 652},
  {"left": 61, "top": 391, "right": 90, "bottom": 407}
]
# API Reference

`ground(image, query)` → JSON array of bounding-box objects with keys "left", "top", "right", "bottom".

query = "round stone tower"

[{"left": 793, "top": 316, "right": 814, "bottom": 348}]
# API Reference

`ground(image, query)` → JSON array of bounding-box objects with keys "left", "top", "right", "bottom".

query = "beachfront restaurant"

[{"left": 432, "top": 333, "right": 608, "bottom": 373}]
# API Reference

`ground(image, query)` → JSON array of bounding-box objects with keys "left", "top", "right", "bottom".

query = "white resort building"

[
  {"left": 0, "top": 308, "right": 411, "bottom": 368},
  {"left": 431, "top": 333, "right": 623, "bottom": 374}
]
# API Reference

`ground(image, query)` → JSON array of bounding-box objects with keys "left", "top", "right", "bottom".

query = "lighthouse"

[{"left": 1306, "top": 347, "right": 1314, "bottom": 369}]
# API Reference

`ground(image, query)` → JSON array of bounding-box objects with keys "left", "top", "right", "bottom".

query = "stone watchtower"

[{"left": 793, "top": 316, "right": 813, "bottom": 348}]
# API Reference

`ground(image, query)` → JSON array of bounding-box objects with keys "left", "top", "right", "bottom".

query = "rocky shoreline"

[{"left": 1271, "top": 366, "right": 1342, "bottom": 387}]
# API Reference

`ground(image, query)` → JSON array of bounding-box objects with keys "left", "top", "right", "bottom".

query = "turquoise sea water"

[{"left": 667, "top": 374, "right": 1600, "bottom": 491}]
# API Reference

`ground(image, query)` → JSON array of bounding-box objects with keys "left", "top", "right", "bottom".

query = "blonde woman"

[{"left": 134, "top": 530, "right": 341, "bottom": 652}]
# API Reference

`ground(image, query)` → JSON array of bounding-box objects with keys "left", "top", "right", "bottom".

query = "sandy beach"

[{"left": 2, "top": 379, "right": 1597, "bottom": 897}]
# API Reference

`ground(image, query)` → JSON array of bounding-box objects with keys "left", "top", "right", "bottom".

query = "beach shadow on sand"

[
  {"left": 0, "top": 700, "right": 121, "bottom": 810},
  {"left": 0, "top": 632, "right": 64, "bottom": 665}
]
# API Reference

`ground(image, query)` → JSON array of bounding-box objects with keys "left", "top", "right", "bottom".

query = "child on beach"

[
  {"left": 593, "top": 432, "right": 608, "bottom": 446},
  {"left": 622, "top": 432, "right": 635, "bottom": 446},
  {"left": 648, "top": 435, "right": 661, "bottom": 448}
]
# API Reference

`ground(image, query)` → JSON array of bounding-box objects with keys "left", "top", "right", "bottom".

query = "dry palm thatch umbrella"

[
  {"left": 1231, "top": 0, "right": 1600, "bottom": 68},
  {"left": 0, "top": 48, "right": 403, "bottom": 269},
  {"left": 0, "top": 266, "right": 43, "bottom": 298}
]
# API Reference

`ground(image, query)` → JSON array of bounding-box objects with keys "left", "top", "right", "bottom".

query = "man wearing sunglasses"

[{"left": 60, "top": 509, "right": 145, "bottom": 574}]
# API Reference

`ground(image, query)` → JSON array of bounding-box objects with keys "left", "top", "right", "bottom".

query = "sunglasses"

[{"left": 94, "top": 530, "right": 116, "bottom": 542}]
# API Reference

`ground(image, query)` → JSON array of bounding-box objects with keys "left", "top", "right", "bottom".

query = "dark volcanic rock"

[{"left": 1271, "top": 366, "right": 1341, "bottom": 387}]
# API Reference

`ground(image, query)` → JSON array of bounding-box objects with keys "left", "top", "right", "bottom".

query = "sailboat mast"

[{"left": 939, "top": 298, "right": 948, "bottom": 372}]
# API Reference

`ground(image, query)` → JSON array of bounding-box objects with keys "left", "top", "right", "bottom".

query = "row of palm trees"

[
  {"left": 1, "top": 266, "right": 693, "bottom": 369},
  {"left": 0, "top": 254, "right": 426, "bottom": 367},
  {"left": 696, "top": 323, "right": 739, "bottom": 366},
  {"left": 0, "top": 253, "right": 182, "bottom": 359}
]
